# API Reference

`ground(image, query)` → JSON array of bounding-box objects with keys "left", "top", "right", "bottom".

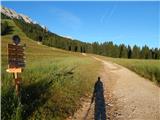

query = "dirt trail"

[{"left": 67, "top": 57, "right": 160, "bottom": 120}]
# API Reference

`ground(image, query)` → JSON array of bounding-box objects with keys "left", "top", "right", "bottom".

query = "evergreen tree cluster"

[
  {"left": 91, "top": 42, "right": 160, "bottom": 59},
  {"left": 13, "top": 19, "right": 91, "bottom": 53},
  {"left": 1, "top": 21, "right": 13, "bottom": 35},
  {"left": 2, "top": 14, "right": 160, "bottom": 59}
]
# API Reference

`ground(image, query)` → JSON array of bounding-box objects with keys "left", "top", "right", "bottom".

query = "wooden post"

[
  {"left": 7, "top": 68, "right": 22, "bottom": 96},
  {"left": 14, "top": 72, "right": 20, "bottom": 96},
  {"left": 14, "top": 72, "right": 18, "bottom": 95},
  {"left": 6, "top": 35, "right": 25, "bottom": 97}
]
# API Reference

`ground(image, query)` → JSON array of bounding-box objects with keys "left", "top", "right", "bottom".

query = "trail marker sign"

[
  {"left": 6, "top": 68, "right": 22, "bottom": 73},
  {"left": 8, "top": 44, "right": 25, "bottom": 68},
  {"left": 6, "top": 35, "right": 26, "bottom": 96}
]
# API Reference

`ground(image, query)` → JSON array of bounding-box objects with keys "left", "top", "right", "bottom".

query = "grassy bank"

[
  {"left": 96, "top": 55, "right": 160, "bottom": 85},
  {"left": 1, "top": 20, "right": 102, "bottom": 120}
]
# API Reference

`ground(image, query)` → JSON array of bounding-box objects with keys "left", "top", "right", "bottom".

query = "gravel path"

[{"left": 67, "top": 57, "right": 160, "bottom": 120}]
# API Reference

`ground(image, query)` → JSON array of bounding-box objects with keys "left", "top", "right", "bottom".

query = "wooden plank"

[
  {"left": 6, "top": 68, "right": 22, "bottom": 73},
  {"left": 8, "top": 44, "right": 24, "bottom": 50},
  {"left": 8, "top": 63, "right": 25, "bottom": 67},
  {"left": 8, "top": 55, "right": 25, "bottom": 60},
  {"left": 8, "top": 60, "right": 25, "bottom": 64},
  {"left": 8, "top": 54, "right": 24, "bottom": 57},
  {"left": 8, "top": 49, "right": 24, "bottom": 53},
  {"left": 8, "top": 45, "right": 24, "bottom": 50},
  {"left": 9, "top": 64, "right": 25, "bottom": 68},
  {"left": 8, "top": 44, "right": 24, "bottom": 48},
  {"left": 9, "top": 60, "right": 25, "bottom": 66},
  {"left": 8, "top": 53, "right": 25, "bottom": 56},
  {"left": 8, "top": 57, "right": 25, "bottom": 61},
  {"left": 8, "top": 49, "right": 24, "bottom": 52},
  {"left": 8, "top": 56, "right": 24, "bottom": 60},
  {"left": 8, "top": 54, "right": 25, "bottom": 59},
  {"left": 8, "top": 44, "right": 16, "bottom": 48},
  {"left": 8, "top": 46, "right": 24, "bottom": 50},
  {"left": 9, "top": 60, "right": 25, "bottom": 64}
]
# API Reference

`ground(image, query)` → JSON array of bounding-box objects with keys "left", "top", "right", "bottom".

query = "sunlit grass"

[
  {"left": 95, "top": 55, "right": 160, "bottom": 85},
  {"left": 1, "top": 20, "right": 102, "bottom": 120}
]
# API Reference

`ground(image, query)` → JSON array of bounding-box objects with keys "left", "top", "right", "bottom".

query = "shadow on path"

[
  {"left": 84, "top": 77, "right": 106, "bottom": 120},
  {"left": 93, "top": 77, "right": 106, "bottom": 120}
]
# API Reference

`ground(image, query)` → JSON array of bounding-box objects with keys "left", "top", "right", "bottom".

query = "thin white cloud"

[
  {"left": 50, "top": 8, "right": 82, "bottom": 30},
  {"left": 100, "top": 4, "right": 117, "bottom": 24},
  {"left": 61, "top": 35, "right": 73, "bottom": 39}
]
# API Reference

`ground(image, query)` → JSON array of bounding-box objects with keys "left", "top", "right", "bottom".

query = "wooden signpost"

[
  {"left": 7, "top": 44, "right": 25, "bottom": 68},
  {"left": 6, "top": 35, "right": 25, "bottom": 96}
]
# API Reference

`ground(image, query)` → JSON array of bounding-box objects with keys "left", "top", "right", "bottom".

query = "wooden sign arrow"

[{"left": 6, "top": 68, "right": 22, "bottom": 73}]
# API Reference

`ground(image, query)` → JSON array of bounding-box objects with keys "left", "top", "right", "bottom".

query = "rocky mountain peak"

[{"left": 1, "top": 6, "right": 33, "bottom": 23}]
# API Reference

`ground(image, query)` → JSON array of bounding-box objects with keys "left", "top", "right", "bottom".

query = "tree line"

[
  {"left": 2, "top": 13, "right": 160, "bottom": 59},
  {"left": 1, "top": 21, "right": 13, "bottom": 35},
  {"left": 91, "top": 42, "right": 160, "bottom": 59}
]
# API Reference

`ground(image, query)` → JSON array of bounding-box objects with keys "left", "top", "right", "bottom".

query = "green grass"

[
  {"left": 2, "top": 19, "right": 159, "bottom": 120},
  {"left": 95, "top": 55, "right": 160, "bottom": 85},
  {"left": 1, "top": 19, "right": 102, "bottom": 120}
]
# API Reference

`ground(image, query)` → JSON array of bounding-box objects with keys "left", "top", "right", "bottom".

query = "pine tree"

[
  {"left": 132, "top": 45, "right": 140, "bottom": 59},
  {"left": 127, "top": 45, "right": 132, "bottom": 59},
  {"left": 141, "top": 45, "right": 150, "bottom": 59},
  {"left": 119, "top": 44, "right": 128, "bottom": 58}
]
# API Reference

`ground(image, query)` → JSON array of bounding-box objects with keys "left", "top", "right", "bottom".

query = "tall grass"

[
  {"left": 1, "top": 20, "right": 101, "bottom": 120},
  {"left": 2, "top": 49, "right": 101, "bottom": 120},
  {"left": 96, "top": 55, "right": 160, "bottom": 85}
]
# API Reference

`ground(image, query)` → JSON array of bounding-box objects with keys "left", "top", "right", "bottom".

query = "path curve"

[{"left": 67, "top": 56, "right": 160, "bottom": 120}]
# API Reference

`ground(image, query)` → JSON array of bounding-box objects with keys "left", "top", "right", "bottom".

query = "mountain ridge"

[
  {"left": 1, "top": 6, "right": 48, "bottom": 30},
  {"left": 1, "top": 6, "right": 160, "bottom": 59}
]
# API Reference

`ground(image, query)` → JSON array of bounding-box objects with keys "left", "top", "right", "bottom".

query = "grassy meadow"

[
  {"left": 95, "top": 55, "right": 160, "bottom": 85},
  {"left": 1, "top": 19, "right": 160, "bottom": 120},
  {"left": 1, "top": 20, "right": 102, "bottom": 120}
]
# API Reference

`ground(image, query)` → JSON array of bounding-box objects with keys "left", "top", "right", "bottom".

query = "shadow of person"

[{"left": 92, "top": 77, "right": 106, "bottom": 120}]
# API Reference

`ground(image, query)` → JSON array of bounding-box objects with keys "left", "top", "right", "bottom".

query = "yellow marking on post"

[{"left": 6, "top": 68, "right": 22, "bottom": 73}]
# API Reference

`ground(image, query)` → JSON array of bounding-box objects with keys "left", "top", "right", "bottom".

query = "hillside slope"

[
  {"left": 2, "top": 6, "right": 160, "bottom": 60},
  {"left": 1, "top": 19, "right": 102, "bottom": 120},
  {"left": 2, "top": 18, "right": 160, "bottom": 120}
]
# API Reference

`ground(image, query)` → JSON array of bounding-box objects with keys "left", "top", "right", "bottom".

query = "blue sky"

[{"left": 2, "top": 1, "right": 159, "bottom": 48}]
